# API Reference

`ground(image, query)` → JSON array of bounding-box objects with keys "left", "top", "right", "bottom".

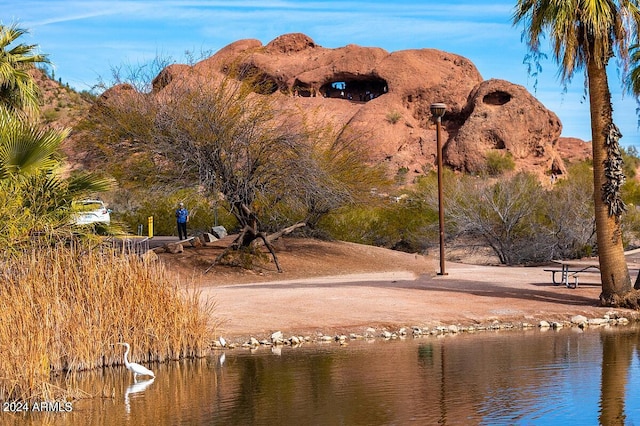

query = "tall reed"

[{"left": 0, "top": 244, "right": 216, "bottom": 402}]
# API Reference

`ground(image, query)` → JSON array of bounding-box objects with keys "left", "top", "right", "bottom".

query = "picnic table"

[
  {"left": 544, "top": 260, "right": 600, "bottom": 288},
  {"left": 545, "top": 255, "right": 640, "bottom": 288}
]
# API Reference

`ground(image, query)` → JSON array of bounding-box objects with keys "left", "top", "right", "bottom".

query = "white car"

[{"left": 74, "top": 200, "right": 111, "bottom": 225}]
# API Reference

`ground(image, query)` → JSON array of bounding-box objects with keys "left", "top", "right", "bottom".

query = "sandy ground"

[{"left": 158, "top": 237, "right": 640, "bottom": 340}]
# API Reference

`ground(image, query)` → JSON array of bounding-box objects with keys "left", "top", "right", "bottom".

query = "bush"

[
  {"left": 319, "top": 194, "right": 438, "bottom": 253},
  {"left": 395, "top": 167, "right": 409, "bottom": 185},
  {"left": 544, "top": 162, "right": 596, "bottom": 259},
  {"left": 446, "top": 172, "right": 553, "bottom": 264},
  {"left": 112, "top": 188, "right": 237, "bottom": 236},
  {"left": 484, "top": 150, "right": 515, "bottom": 176},
  {"left": 41, "top": 108, "right": 59, "bottom": 123},
  {"left": 386, "top": 111, "right": 402, "bottom": 124}
]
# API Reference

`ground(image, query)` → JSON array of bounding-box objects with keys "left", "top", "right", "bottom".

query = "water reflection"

[
  {"left": 123, "top": 378, "right": 154, "bottom": 414},
  {"left": 599, "top": 327, "right": 638, "bottom": 425},
  {"left": 3, "top": 329, "right": 640, "bottom": 425}
]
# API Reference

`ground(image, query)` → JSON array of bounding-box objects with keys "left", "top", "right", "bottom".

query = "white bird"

[
  {"left": 219, "top": 336, "right": 227, "bottom": 347},
  {"left": 117, "top": 342, "right": 155, "bottom": 381}
]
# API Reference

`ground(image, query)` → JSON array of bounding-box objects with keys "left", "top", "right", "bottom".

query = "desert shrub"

[
  {"left": 544, "top": 159, "right": 640, "bottom": 257},
  {"left": 446, "top": 172, "right": 552, "bottom": 264},
  {"left": 386, "top": 110, "right": 402, "bottom": 124},
  {"left": 319, "top": 169, "right": 453, "bottom": 253},
  {"left": 320, "top": 162, "right": 640, "bottom": 264},
  {"left": 622, "top": 146, "right": 640, "bottom": 180},
  {"left": 319, "top": 190, "right": 438, "bottom": 253},
  {"left": 484, "top": 150, "right": 515, "bottom": 176},
  {"left": 622, "top": 146, "right": 640, "bottom": 208},
  {"left": 622, "top": 206, "right": 640, "bottom": 248},
  {"left": 112, "top": 188, "right": 237, "bottom": 236},
  {"left": 395, "top": 167, "right": 409, "bottom": 185},
  {"left": 376, "top": 199, "right": 437, "bottom": 252},
  {"left": 620, "top": 148, "right": 640, "bottom": 245},
  {"left": 622, "top": 178, "right": 640, "bottom": 207},
  {"left": 41, "top": 108, "right": 59, "bottom": 123},
  {"left": 444, "top": 165, "right": 619, "bottom": 264},
  {"left": 319, "top": 204, "right": 382, "bottom": 245},
  {"left": 79, "top": 90, "right": 97, "bottom": 102},
  {"left": 543, "top": 163, "right": 596, "bottom": 259},
  {"left": 0, "top": 246, "right": 215, "bottom": 402}
]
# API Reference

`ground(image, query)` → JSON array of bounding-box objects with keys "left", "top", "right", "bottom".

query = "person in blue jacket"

[{"left": 175, "top": 202, "right": 189, "bottom": 240}]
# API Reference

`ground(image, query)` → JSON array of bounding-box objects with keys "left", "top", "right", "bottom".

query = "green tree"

[
  {"left": 292, "top": 122, "right": 389, "bottom": 231},
  {"left": 91, "top": 75, "right": 302, "bottom": 270},
  {"left": 0, "top": 24, "right": 49, "bottom": 117},
  {"left": 513, "top": 1, "right": 640, "bottom": 305},
  {"left": 0, "top": 22, "right": 113, "bottom": 245},
  {"left": 0, "top": 107, "right": 114, "bottom": 247},
  {"left": 87, "top": 65, "right": 381, "bottom": 270}
]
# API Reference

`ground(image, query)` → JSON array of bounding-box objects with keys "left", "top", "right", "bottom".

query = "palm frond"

[
  {"left": 0, "top": 23, "right": 49, "bottom": 114},
  {"left": 66, "top": 172, "right": 116, "bottom": 198},
  {"left": 0, "top": 105, "right": 68, "bottom": 174}
]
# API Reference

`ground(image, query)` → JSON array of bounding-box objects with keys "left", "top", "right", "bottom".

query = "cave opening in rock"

[
  {"left": 317, "top": 75, "right": 388, "bottom": 101},
  {"left": 292, "top": 79, "right": 315, "bottom": 97},
  {"left": 483, "top": 91, "right": 512, "bottom": 106},
  {"left": 487, "top": 133, "right": 506, "bottom": 150}
]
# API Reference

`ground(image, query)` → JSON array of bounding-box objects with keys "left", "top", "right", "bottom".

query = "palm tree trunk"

[{"left": 587, "top": 58, "right": 632, "bottom": 305}]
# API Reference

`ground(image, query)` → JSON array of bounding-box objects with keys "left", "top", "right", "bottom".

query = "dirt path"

[
  {"left": 201, "top": 262, "right": 636, "bottom": 340},
  {"left": 160, "top": 238, "right": 640, "bottom": 341}
]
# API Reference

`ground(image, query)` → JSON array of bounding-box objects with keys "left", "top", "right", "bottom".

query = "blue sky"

[{"left": 4, "top": 0, "right": 640, "bottom": 146}]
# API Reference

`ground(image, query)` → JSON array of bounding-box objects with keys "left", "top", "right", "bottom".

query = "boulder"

[
  {"left": 211, "top": 226, "right": 228, "bottom": 239},
  {"left": 539, "top": 320, "right": 551, "bottom": 328},
  {"left": 445, "top": 79, "right": 563, "bottom": 176},
  {"left": 270, "top": 330, "right": 283, "bottom": 342},
  {"left": 165, "top": 242, "right": 184, "bottom": 254},
  {"left": 571, "top": 315, "right": 588, "bottom": 325},
  {"left": 202, "top": 232, "right": 218, "bottom": 243}
]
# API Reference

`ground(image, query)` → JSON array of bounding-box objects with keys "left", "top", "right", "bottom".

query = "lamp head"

[{"left": 430, "top": 103, "right": 447, "bottom": 119}]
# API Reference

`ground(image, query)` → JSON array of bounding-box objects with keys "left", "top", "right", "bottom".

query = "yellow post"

[{"left": 148, "top": 216, "right": 154, "bottom": 238}]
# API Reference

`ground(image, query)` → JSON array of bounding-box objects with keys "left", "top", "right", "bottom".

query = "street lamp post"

[{"left": 430, "top": 102, "right": 447, "bottom": 276}]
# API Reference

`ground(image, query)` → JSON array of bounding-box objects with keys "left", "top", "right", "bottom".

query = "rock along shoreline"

[{"left": 209, "top": 311, "right": 639, "bottom": 352}]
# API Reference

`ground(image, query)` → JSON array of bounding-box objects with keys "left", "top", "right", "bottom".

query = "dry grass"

[{"left": 0, "top": 245, "right": 216, "bottom": 402}]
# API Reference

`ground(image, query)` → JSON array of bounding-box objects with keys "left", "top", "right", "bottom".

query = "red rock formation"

[
  {"left": 445, "top": 79, "right": 564, "bottom": 176},
  {"left": 556, "top": 137, "right": 592, "bottom": 163},
  {"left": 100, "top": 33, "right": 588, "bottom": 183}
]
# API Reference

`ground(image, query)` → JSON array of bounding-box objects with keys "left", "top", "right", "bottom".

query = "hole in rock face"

[
  {"left": 483, "top": 91, "right": 511, "bottom": 106},
  {"left": 488, "top": 133, "right": 506, "bottom": 149},
  {"left": 318, "top": 75, "right": 388, "bottom": 101},
  {"left": 292, "top": 79, "right": 315, "bottom": 97}
]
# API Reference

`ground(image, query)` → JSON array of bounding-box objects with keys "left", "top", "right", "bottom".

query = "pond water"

[{"left": 5, "top": 326, "right": 640, "bottom": 425}]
